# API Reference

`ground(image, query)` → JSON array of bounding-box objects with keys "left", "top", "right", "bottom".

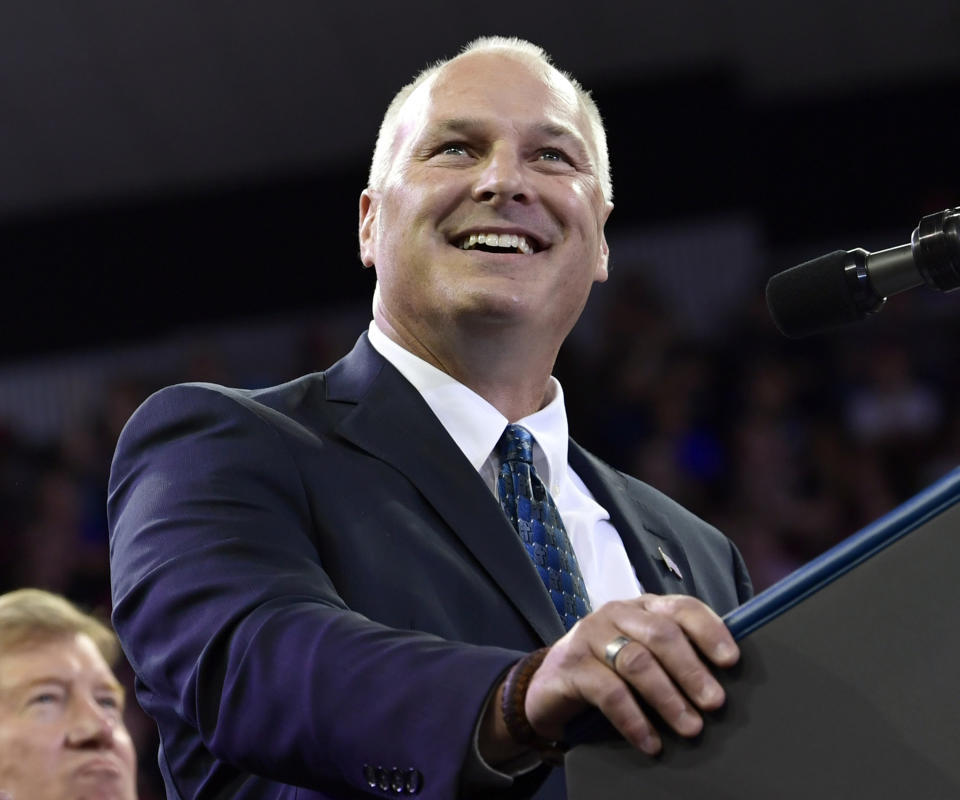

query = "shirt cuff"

[{"left": 460, "top": 676, "right": 543, "bottom": 791}]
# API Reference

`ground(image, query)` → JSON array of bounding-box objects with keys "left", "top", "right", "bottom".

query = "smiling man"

[
  {"left": 359, "top": 46, "right": 612, "bottom": 424},
  {"left": 0, "top": 589, "right": 137, "bottom": 800},
  {"left": 109, "top": 37, "right": 752, "bottom": 799}
]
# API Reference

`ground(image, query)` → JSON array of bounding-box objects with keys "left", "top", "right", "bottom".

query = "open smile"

[{"left": 454, "top": 231, "right": 544, "bottom": 255}]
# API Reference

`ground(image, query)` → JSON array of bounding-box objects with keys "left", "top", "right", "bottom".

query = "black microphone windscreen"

[{"left": 765, "top": 251, "right": 866, "bottom": 338}]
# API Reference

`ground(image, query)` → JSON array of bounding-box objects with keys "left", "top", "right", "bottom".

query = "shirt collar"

[{"left": 367, "top": 320, "right": 569, "bottom": 487}]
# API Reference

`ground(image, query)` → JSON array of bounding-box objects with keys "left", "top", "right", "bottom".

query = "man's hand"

[
  {"left": 479, "top": 594, "right": 739, "bottom": 765},
  {"left": 526, "top": 594, "right": 739, "bottom": 755}
]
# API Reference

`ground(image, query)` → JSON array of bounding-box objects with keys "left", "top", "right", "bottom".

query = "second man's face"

[
  {"left": 360, "top": 50, "right": 612, "bottom": 356},
  {"left": 0, "top": 633, "right": 138, "bottom": 800}
]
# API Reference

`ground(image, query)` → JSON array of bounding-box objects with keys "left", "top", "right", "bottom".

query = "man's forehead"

[
  {"left": 395, "top": 51, "right": 591, "bottom": 149},
  {"left": 434, "top": 49, "right": 572, "bottom": 93},
  {"left": 431, "top": 52, "right": 579, "bottom": 116},
  {"left": 0, "top": 633, "right": 119, "bottom": 691}
]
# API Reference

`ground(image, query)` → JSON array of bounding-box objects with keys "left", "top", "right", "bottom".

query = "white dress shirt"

[{"left": 367, "top": 321, "right": 643, "bottom": 606}]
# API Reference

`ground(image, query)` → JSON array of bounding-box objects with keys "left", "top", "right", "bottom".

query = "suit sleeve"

[{"left": 108, "top": 383, "right": 524, "bottom": 798}]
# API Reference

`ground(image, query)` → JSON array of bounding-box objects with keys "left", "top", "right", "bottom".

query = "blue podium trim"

[{"left": 725, "top": 465, "right": 960, "bottom": 640}]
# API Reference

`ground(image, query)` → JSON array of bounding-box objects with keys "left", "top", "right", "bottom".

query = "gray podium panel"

[{"left": 567, "top": 498, "right": 960, "bottom": 799}]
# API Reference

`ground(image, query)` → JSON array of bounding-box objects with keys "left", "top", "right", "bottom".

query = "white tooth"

[{"left": 463, "top": 232, "right": 536, "bottom": 251}]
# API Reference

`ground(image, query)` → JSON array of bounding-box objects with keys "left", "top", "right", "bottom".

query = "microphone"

[{"left": 765, "top": 206, "right": 960, "bottom": 338}]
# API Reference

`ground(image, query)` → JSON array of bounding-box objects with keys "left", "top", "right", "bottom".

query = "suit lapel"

[
  {"left": 324, "top": 336, "right": 567, "bottom": 645},
  {"left": 568, "top": 441, "right": 698, "bottom": 599}
]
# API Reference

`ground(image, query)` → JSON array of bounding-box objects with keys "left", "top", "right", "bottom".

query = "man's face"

[
  {"left": 0, "top": 633, "right": 137, "bottom": 800},
  {"left": 360, "top": 50, "right": 612, "bottom": 353}
]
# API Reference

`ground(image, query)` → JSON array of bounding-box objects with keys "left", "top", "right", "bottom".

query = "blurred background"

[{"left": 1, "top": 1, "right": 959, "bottom": 795}]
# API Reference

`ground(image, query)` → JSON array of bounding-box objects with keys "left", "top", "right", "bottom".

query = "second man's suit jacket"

[{"left": 108, "top": 333, "right": 752, "bottom": 800}]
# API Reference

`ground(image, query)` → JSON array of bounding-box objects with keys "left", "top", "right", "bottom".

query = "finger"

[
  {"left": 524, "top": 633, "right": 662, "bottom": 755},
  {"left": 640, "top": 594, "right": 739, "bottom": 668},
  {"left": 595, "top": 625, "right": 707, "bottom": 737},
  {"left": 592, "top": 596, "right": 734, "bottom": 723},
  {"left": 585, "top": 661, "right": 665, "bottom": 755},
  {"left": 615, "top": 608, "right": 727, "bottom": 716},
  {"left": 549, "top": 654, "right": 666, "bottom": 756}
]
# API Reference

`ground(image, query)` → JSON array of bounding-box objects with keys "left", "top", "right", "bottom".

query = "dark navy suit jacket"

[{"left": 108, "top": 334, "right": 752, "bottom": 800}]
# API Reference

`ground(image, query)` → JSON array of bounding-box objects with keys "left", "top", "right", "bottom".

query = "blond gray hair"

[
  {"left": 367, "top": 36, "right": 612, "bottom": 202},
  {"left": 0, "top": 588, "right": 120, "bottom": 665}
]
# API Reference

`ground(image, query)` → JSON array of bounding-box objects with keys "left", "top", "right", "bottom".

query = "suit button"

[
  {"left": 390, "top": 768, "right": 406, "bottom": 793},
  {"left": 377, "top": 766, "right": 392, "bottom": 791},
  {"left": 362, "top": 764, "right": 377, "bottom": 789},
  {"left": 404, "top": 768, "right": 423, "bottom": 794}
]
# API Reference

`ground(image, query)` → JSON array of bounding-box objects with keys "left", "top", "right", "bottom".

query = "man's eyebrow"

[
  {"left": 3, "top": 674, "right": 68, "bottom": 694},
  {"left": 8, "top": 674, "right": 125, "bottom": 697},
  {"left": 424, "top": 118, "right": 591, "bottom": 158},
  {"left": 97, "top": 679, "right": 126, "bottom": 696},
  {"left": 424, "top": 118, "right": 487, "bottom": 138},
  {"left": 534, "top": 122, "right": 579, "bottom": 141},
  {"left": 532, "top": 122, "right": 593, "bottom": 163}
]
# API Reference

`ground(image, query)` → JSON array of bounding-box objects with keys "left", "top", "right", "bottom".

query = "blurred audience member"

[{"left": 0, "top": 588, "right": 138, "bottom": 800}]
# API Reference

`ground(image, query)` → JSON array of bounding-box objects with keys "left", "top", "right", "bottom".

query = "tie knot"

[{"left": 497, "top": 424, "right": 533, "bottom": 464}]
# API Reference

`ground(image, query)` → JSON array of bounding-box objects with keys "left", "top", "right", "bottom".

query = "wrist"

[{"left": 499, "top": 647, "right": 566, "bottom": 765}]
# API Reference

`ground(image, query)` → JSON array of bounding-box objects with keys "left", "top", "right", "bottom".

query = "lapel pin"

[{"left": 657, "top": 545, "right": 683, "bottom": 580}]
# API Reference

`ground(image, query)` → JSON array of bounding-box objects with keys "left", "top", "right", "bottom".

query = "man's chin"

[
  {"left": 453, "top": 296, "right": 537, "bottom": 329},
  {"left": 69, "top": 771, "right": 137, "bottom": 800}
]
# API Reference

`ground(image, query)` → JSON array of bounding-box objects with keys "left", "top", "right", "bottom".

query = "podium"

[{"left": 566, "top": 466, "right": 960, "bottom": 799}]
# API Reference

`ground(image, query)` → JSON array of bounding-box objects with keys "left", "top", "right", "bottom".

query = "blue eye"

[
  {"left": 538, "top": 149, "right": 567, "bottom": 163},
  {"left": 439, "top": 143, "right": 468, "bottom": 156},
  {"left": 27, "top": 691, "right": 63, "bottom": 708}
]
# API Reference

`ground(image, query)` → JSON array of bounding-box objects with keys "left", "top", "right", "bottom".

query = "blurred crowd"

[
  {"left": 1, "top": 263, "right": 958, "bottom": 796},
  {"left": 562, "top": 272, "right": 959, "bottom": 590}
]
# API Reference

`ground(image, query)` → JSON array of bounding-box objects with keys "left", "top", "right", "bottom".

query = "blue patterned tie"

[{"left": 496, "top": 424, "right": 592, "bottom": 631}]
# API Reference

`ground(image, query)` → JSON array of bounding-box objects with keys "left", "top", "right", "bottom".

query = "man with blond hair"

[
  {"left": 110, "top": 36, "right": 751, "bottom": 799},
  {"left": 0, "top": 588, "right": 138, "bottom": 800}
]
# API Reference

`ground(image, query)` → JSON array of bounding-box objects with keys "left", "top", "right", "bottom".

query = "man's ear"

[
  {"left": 594, "top": 201, "right": 613, "bottom": 283},
  {"left": 359, "top": 189, "right": 380, "bottom": 267}
]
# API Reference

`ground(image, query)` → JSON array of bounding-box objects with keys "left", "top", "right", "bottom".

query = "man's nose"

[
  {"left": 64, "top": 697, "right": 118, "bottom": 749},
  {"left": 471, "top": 146, "right": 534, "bottom": 206}
]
